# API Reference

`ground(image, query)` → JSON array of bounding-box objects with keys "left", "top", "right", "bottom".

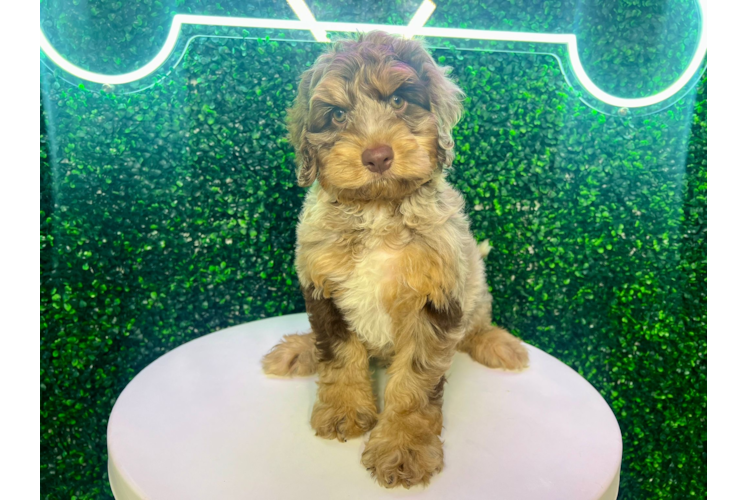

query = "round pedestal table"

[{"left": 107, "top": 313, "right": 622, "bottom": 500}]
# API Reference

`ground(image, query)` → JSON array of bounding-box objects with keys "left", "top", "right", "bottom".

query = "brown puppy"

[{"left": 262, "top": 31, "right": 529, "bottom": 489}]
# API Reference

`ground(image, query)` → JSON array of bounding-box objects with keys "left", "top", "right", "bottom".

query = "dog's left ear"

[
  {"left": 393, "top": 36, "right": 465, "bottom": 169},
  {"left": 426, "top": 63, "right": 465, "bottom": 169},
  {"left": 286, "top": 68, "right": 319, "bottom": 187}
]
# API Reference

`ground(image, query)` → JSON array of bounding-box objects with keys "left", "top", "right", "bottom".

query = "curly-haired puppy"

[{"left": 262, "top": 31, "right": 529, "bottom": 488}]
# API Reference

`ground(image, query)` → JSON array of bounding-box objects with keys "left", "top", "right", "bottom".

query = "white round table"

[{"left": 107, "top": 314, "right": 621, "bottom": 499}]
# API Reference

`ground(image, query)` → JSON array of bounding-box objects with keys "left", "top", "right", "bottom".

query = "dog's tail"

[
  {"left": 477, "top": 240, "right": 492, "bottom": 259},
  {"left": 262, "top": 332, "right": 318, "bottom": 377}
]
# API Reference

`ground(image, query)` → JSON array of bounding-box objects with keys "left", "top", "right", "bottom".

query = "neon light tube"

[
  {"left": 39, "top": 0, "right": 707, "bottom": 109},
  {"left": 404, "top": 0, "right": 436, "bottom": 39},
  {"left": 286, "top": 0, "right": 328, "bottom": 42}
]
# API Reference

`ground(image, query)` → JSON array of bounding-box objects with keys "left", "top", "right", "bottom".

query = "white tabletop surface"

[{"left": 107, "top": 313, "right": 621, "bottom": 500}]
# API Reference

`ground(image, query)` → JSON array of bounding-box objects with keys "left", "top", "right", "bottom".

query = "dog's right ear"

[{"left": 286, "top": 68, "right": 318, "bottom": 187}]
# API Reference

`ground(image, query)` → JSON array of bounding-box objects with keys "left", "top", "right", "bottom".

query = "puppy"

[{"left": 262, "top": 31, "right": 529, "bottom": 488}]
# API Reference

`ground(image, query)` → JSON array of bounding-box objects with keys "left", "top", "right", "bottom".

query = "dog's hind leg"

[
  {"left": 262, "top": 332, "right": 318, "bottom": 377},
  {"left": 457, "top": 241, "right": 528, "bottom": 371},
  {"left": 457, "top": 285, "right": 529, "bottom": 371}
]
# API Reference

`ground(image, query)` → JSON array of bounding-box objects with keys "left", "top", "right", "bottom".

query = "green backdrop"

[{"left": 40, "top": 0, "right": 706, "bottom": 498}]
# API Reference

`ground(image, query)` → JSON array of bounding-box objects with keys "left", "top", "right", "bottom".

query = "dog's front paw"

[
  {"left": 362, "top": 420, "right": 444, "bottom": 489},
  {"left": 311, "top": 399, "right": 377, "bottom": 442}
]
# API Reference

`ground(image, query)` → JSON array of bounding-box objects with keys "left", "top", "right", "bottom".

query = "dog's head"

[{"left": 286, "top": 31, "right": 464, "bottom": 201}]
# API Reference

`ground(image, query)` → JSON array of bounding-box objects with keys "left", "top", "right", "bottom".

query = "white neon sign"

[{"left": 39, "top": 0, "right": 707, "bottom": 109}]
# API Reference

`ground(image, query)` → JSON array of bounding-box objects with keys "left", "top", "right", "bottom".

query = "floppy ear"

[
  {"left": 286, "top": 68, "right": 318, "bottom": 187},
  {"left": 424, "top": 62, "right": 465, "bottom": 169},
  {"left": 390, "top": 35, "right": 465, "bottom": 169}
]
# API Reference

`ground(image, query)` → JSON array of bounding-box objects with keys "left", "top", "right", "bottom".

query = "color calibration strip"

[{"left": 704, "top": 50, "right": 720, "bottom": 498}]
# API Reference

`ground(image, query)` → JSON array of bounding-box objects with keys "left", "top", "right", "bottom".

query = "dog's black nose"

[{"left": 362, "top": 145, "right": 394, "bottom": 174}]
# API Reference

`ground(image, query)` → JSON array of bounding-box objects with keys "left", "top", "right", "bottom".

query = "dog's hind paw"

[
  {"left": 460, "top": 326, "right": 529, "bottom": 371},
  {"left": 261, "top": 333, "right": 317, "bottom": 377}
]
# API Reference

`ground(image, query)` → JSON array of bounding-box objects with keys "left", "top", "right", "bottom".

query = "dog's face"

[{"left": 286, "top": 32, "right": 464, "bottom": 201}]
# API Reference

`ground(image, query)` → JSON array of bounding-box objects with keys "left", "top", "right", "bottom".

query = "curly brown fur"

[
  {"left": 458, "top": 325, "right": 530, "bottom": 371},
  {"left": 263, "top": 31, "right": 529, "bottom": 488},
  {"left": 312, "top": 333, "right": 379, "bottom": 442},
  {"left": 262, "top": 333, "right": 317, "bottom": 377}
]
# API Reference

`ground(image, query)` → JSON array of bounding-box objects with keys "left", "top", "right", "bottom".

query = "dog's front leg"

[
  {"left": 362, "top": 290, "right": 461, "bottom": 489},
  {"left": 303, "top": 286, "right": 378, "bottom": 442}
]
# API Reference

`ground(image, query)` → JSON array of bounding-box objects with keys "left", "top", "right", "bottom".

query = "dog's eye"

[
  {"left": 389, "top": 95, "right": 406, "bottom": 110},
  {"left": 332, "top": 108, "right": 347, "bottom": 124}
]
